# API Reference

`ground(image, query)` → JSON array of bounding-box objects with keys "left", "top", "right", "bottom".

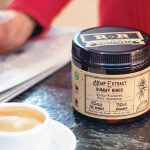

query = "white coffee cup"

[{"left": 0, "top": 103, "right": 52, "bottom": 150}]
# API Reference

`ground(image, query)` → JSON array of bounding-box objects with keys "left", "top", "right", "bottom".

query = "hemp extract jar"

[{"left": 72, "top": 27, "right": 150, "bottom": 124}]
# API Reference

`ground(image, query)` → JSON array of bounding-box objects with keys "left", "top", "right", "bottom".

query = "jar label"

[
  {"left": 80, "top": 31, "right": 145, "bottom": 48},
  {"left": 72, "top": 63, "right": 150, "bottom": 120}
]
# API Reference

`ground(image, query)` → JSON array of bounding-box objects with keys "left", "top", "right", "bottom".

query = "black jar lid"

[{"left": 72, "top": 27, "right": 150, "bottom": 67}]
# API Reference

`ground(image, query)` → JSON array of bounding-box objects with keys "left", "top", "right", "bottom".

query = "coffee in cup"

[
  {"left": 0, "top": 106, "right": 45, "bottom": 132},
  {"left": 0, "top": 103, "right": 51, "bottom": 150}
]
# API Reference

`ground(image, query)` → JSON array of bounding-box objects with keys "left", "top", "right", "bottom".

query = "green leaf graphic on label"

[{"left": 74, "top": 72, "right": 79, "bottom": 80}]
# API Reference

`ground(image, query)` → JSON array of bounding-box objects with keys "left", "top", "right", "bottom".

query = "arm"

[
  {"left": 0, "top": 0, "right": 70, "bottom": 53},
  {"left": 100, "top": 0, "right": 150, "bottom": 35},
  {"left": 8, "top": 0, "right": 71, "bottom": 35}
]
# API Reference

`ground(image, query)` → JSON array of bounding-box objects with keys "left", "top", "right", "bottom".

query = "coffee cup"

[{"left": 0, "top": 103, "right": 52, "bottom": 150}]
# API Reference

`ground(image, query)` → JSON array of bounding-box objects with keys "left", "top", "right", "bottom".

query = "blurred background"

[{"left": 0, "top": 0, "right": 99, "bottom": 28}]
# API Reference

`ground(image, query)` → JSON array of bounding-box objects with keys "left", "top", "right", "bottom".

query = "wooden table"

[{"left": 12, "top": 64, "right": 150, "bottom": 150}]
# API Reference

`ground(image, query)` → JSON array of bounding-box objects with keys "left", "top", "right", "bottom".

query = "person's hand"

[{"left": 0, "top": 10, "right": 36, "bottom": 54}]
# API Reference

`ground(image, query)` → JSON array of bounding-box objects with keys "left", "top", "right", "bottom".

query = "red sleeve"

[
  {"left": 8, "top": 0, "right": 70, "bottom": 35},
  {"left": 99, "top": 0, "right": 150, "bottom": 35}
]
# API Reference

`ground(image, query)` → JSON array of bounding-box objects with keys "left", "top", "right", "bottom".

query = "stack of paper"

[{"left": 0, "top": 27, "right": 78, "bottom": 102}]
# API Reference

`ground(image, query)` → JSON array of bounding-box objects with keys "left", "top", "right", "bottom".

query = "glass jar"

[{"left": 72, "top": 27, "right": 150, "bottom": 124}]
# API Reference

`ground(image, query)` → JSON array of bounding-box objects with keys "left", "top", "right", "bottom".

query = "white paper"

[{"left": 0, "top": 27, "right": 79, "bottom": 102}]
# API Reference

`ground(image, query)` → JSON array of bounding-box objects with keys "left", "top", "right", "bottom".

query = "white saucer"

[{"left": 49, "top": 120, "right": 76, "bottom": 150}]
